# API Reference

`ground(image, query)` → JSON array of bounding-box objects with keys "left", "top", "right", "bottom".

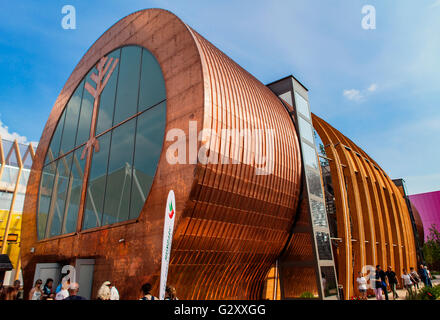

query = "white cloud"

[
  {"left": 343, "top": 83, "right": 378, "bottom": 101},
  {"left": 0, "top": 117, "right": 38, "bottom": 147},
  {"left": 367, "top": 83, "right": 378, "bottom": 92},
  {"left": 343, "top": 89, "right": 363, "bottom": 101}
]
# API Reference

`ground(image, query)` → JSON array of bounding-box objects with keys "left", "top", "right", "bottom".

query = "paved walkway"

[{"left": 367, "top": 278, "right": 439, "bottom": 300}]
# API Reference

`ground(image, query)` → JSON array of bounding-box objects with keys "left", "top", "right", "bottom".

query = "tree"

[{"left": 423, "top": 224, "right": 440, "bottom": 271}]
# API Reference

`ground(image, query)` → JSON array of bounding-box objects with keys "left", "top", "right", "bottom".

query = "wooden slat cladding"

[{"left": 312, "top": 114, "right": 417, "bottom": 299}]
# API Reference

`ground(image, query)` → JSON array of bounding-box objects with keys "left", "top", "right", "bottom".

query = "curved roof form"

[
  {"left": 312, "top": 113, "right": 417, "bottom": 298},
  {"left": 21, "top": 9, "right": 302, "bottom": 299}
]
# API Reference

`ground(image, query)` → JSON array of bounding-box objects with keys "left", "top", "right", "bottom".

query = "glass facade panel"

[
  {"left": 38, "top": 45, "right": 166, "bottom": 239},
  {"left": 0, "top": 191, "right": 13, "bottom": 211},
  {"left": 59, "top": 82, "right": 84, "bottom": 155},
  {"left": 83, "top": 133, "right": 111, "bottom": 230},
  {"left": 138, "top": 49, "right": 166, "bottom": 112},
  {"left": 37, "top": 161, "right": 57, "bottom": 239},
  {"left": 311, "top": 198, "right": 327, "bottom": 227},
  {"left": 130, "top": 102, "right": 166, "bottom": 220},
  {"left": 63, "top": 149, "right": 86, "bottom": 234},
  {"left": 95, "top": 49, "right": 121, "bottom": 135},
  {"left": 113, "top": 46, "right": 141, "bottom": 125},
  {"left": 102, "top": 119, "right": 136, "bottom": 226},
  {"left": 321, "top": 266, "right": 338, "bottom": 297},
  {"left": 48, "top": 154, "right": 73, "bottom": 237},
  {"left": 316, "top": 232, "right": 332, "bottom": 260},
  {"left": 302, "top": 142, "right": 318, "bottom": 170},
  {"left": 298, "top": 116, "right": 314, "bottom": 144},
  {"left": 19, "top": 169, "right": 30, "bottom": 187},
  {"left": 294, "top": 92, "right": 310, "bottom": 119},
  {"left": 0, "top": 166, "right": 19, "bottom": 184},
  {"left": 306, "top": 169, "right": 323, "bottom": 198},
  {"left": 45, "top": 110, "right": 66, "bottom": 164},
  {"left": 76, "top": 69, "right": 95, "bottom": 147},
  {"left": 12, "top": 193, "right": 25, "bottom": 213}
]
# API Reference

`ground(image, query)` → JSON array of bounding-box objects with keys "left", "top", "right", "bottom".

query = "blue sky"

[{"left": 0, "top": 0, "right": 439, "bottom": 195}]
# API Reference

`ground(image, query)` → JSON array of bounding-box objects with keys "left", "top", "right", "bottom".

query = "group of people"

[
  {"left": 0, "top": 279, "right": 23, "bottom": 300},
  {"left": 26, "top": 278, "right": 121, "bottom": 300},
  {"left": 139, "top": 283, "right": 178, "bottom": 300},
  {"left": 28, "top": 278, "right": 91, "bottom": 300},
  {"left": 2, "top": 277, "right": 179, "bottom": 300},
  {"left": 356, "top": 264, "right": 434, "bottom": 300}
]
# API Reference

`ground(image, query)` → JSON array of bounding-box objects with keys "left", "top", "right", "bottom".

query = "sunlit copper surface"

[{"left": 21, "top": 9, "right": 302, "bottom": 300}]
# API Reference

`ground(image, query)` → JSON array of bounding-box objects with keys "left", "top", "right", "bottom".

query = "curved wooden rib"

[{"left": 312, "top": 114, "right": 417, "bottom": 298}]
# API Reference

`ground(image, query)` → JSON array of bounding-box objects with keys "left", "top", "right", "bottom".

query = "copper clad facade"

[{"left": 21, "top": 9, "right": 302, "bottom": 300}]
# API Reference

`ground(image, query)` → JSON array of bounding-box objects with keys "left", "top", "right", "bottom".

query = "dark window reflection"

[
  {"left": 321, "top": 266, "right": 338, "bottom": 297},
  {"left": 96, "top": 49, "right": 121, "bottom": 135},
  {"left": 76, "top": 68, "right": 96, "bottom": 147},
  {"left": 311, "top": 199, "right": 327, "bottom": 227},
  {"left": 38, "top": 45, "right": 166, "bottom": 239},
  {"left": 316, "top": 232, "right": 332, "bottom": 260},
  {"left": 59, "top": 82, "right": 84, "bottom": 155},
  {"left": 138, "top": 50, "right": 166, "bottom": 112},
  {"left": 45, "top": 110, "right": 66, "bottom": 164},
  {"left": 83, "top": 133, "right": 111, "bottom": 230},
  {"left": 63, "top": 149, "right": 86, "bottom": 234},
  {"left": 130, "top": 102, "right": 166, "bottom": 220},
  {"left": 113, "top": 46, "right": 141, "bottom": 126},
  {"left": 307, "top": 169, "right": 323, "bottom": 198},
  {"left": 102, "top": 118, "right": 136, "bottom": 225},
  {"left": 37, "top": 161, "right": 57, "bottom": 239}
]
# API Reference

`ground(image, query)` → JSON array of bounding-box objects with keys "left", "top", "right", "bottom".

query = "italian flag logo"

[{"left": 168, "top": 202, "right": 175, "bottom": 219}]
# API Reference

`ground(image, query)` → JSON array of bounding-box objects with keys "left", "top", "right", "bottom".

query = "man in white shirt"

[
  {"left": 356, "top": 272, "right": 368, "bottom": 300},
  {"left": 55, "top": 281, "right": 69, "bottom": 300}
]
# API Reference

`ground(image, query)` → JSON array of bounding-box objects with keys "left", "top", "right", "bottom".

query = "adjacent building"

[
  {"left": 409, "top": 191, "right": 440, "bottom": 241},
  {"left": 0, "top": 138, "right": 35, "bottom": 284}
]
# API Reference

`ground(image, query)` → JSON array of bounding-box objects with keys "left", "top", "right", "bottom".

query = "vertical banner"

[{"left": 159, "top": 190, "right": 176, "bottom": 300}]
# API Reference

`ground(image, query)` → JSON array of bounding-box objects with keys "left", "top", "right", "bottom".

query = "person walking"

[
  {"left": 356, "top": 272, "right": 368, "bottom": 300},
  {"left": 29, "top": 279, "right": 43, "bottom": 300},
  {"left": 376, "top": 265, "right": 389, "bottom": 300},
  {"left": 424, "top": 266, "right": 433, "bottom": 287},
  {"left": 402, "top": 269, "right": 415, "bottom": 299},
  {"left": 165, "top": 285, "right": 179, "bottom": 300},
  {"left": 140, "top": 283, "right": 157, "bottom": 300},
  {"left": 386, "top": 266, "right": 399, "bottom": 299},
  {"left": 410, "top": 267, "right": 421, "bottom": 290},
  {"left": 97, "top": 281, "right": 111, "bottom": 300},
  {"left": 64, "top": 282, "right": 87, "bottom": 300},
  {"left": 373, "top": 266, "right": 384, "bottom": 300},
  {"left": 418, "top": 264, "right": 428, "bottom": 287}
]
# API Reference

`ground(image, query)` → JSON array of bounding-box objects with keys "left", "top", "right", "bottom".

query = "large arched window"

[{"left": 37, "top": 45, "right": 166, "bottom": 240}]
